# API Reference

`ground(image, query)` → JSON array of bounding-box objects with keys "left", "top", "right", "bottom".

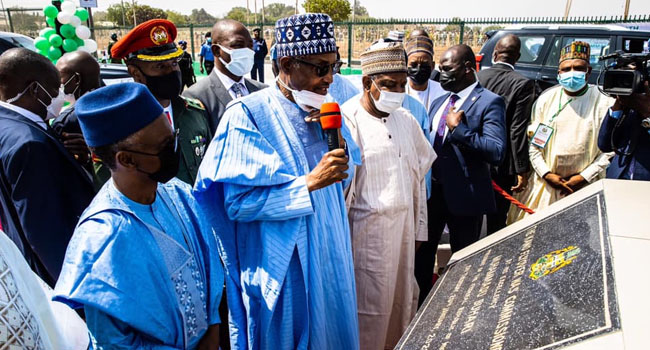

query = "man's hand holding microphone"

[{"left": 305, "top": 102, "right": 350, "bottom": 192}]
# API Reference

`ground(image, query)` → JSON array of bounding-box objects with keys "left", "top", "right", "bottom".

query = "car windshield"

[{"left": 1, "top": 35, "right": 37, "bottom": 52}]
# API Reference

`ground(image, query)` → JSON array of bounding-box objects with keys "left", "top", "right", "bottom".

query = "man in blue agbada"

[
  {"left": 53, "top": 83, "right": 223, "bottom": 349},
  {"left": 194, "top": 13, "right": 361, "bottom": 350}
]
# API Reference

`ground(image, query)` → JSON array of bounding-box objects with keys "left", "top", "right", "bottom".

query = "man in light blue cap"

[
  {"left": 54, "top": 82, "right": 223, "bottom": 349},
  {"left": 194, "top": 13, "right": 361, "bottom": 350}
]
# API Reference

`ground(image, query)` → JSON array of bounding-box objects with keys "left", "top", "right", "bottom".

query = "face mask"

[
  {"left": 557, "top": 71, "right": 587, "bottom": 92},
  {"left": 6, "top": 82, "right": 64, "bottom": 120},
  {"left": 371, "top": 80, "right": 405, "bottom": 114},
  {"left": 439, "top": 69, "right": 460, "bottom": 92},
  {"left": 62, "top": 73, "right": 80, "bottom": 105},
  {"left": 218, "top": 45, "right": 255, "bottom": 77},
  {"left": 277, "top": 77, "right": 327, "bottom": 112},
  {"left": 206, "top": 38, "right": 212, "bottom": 44},
  {"left": 132, "top": 135, "right": 181, "bottom": 183},
  {"left": 139, "top": 68, "right": 182, "bottom": 99},
  {"left": 408, "top": 63, "right": 432, "bottom": 85}
]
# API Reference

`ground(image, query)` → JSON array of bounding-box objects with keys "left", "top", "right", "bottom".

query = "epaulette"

[{"left": 180, "top": 95, "right": 206, "bottom": 111}]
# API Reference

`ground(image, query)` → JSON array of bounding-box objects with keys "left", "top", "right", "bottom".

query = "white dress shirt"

[
  {"left": 163, "top": 104, "right": 174, "bottom": 130},
  {"left": 430, "top": 81, "right": 478, "bottom": 142},
  {"left": 0, "top": 100, "right": 48, "bottom": 130},
  {"left": 214, "top": 69, "right": 250, "bottom": 99},
  {"left": 406, "top": 79, "right": 446, "bottom": 112}
]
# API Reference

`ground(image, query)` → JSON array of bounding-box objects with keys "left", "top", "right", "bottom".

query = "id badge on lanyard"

[
  {"left": 531, "top": 94, "right": 574, "bottom": 149},
  {"left": 531, "top": 123, "right": 554, "bottom": 148}
]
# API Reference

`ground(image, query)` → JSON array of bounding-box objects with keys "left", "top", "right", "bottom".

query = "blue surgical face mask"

[
  {"left": 557, "top": 70, "right": 587, "bottom": 92},
  {"left": 206, "top": 38, "right": 212, "bottom": 44}
]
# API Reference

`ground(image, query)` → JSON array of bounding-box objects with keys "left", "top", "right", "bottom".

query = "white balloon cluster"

[{"left": 53, "top": 0, "right": 98, "bottom": 54}]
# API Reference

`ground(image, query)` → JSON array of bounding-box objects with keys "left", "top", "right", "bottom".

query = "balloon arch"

[{"left": 36, "top": 0, "right": 98, "bottom": 63}]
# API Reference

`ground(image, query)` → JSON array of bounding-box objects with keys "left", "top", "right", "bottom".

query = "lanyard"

[
  {"left": 548, "top": 94, "right": 574, "bottom": 125},
  {"left": 548, "top": 87, "right": 588, "bottom": 124}
]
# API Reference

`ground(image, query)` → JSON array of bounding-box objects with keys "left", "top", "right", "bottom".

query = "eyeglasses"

[
  {"left": 293, "top": 58, "right": 338, "bottom": 77},
  {"left": 124, "top": 129, "right": 179, "bottom": 157}
]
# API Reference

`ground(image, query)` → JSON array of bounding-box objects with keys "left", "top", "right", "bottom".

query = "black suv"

[
  {"left": 0, "top": 31, "right": 132, "bottom": 86},
  {"left": 478, "top": 25, "right": 650, "bottom": 91}
]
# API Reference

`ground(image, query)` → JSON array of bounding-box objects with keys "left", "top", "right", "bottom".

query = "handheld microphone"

[{"left": 319, "top": 102, "right": 342, "bottom": 152}]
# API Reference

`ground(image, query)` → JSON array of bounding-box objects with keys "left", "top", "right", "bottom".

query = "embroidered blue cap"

[
  {"left": 274, "top": 13, "right": 336, "bottom": 58},
  {"left": 76, "top": 82, "right": 163, "bottom": 147}
]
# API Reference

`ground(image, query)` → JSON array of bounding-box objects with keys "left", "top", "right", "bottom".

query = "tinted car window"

[
  {"left": 519, "top": 36, "right": 547, "bottom": 63},
  {"left": 0, "top": 35, "right": 36, "bottom": 52},
  {"left": 544, "top": 36, "right": 563, "bottom": 67},
  {"left": 545, "top": 37, "right": 611, "bottom": 70}
]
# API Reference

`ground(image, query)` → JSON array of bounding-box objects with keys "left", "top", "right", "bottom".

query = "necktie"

[
  {"left": 433, "top": 94, "right": 459, "bottom": 153},
  {"left": 231, "top": 83, "right": 244, "bottom": 98}
]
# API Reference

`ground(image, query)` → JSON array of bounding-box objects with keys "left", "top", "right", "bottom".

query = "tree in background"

[
  {"left": 106, "top": 3, "right": 167, "bottom": 27},
  {"left": 92, "top": 11, "right": 108, "bottom": 22},
  {"left": 353, "top": 2, "right": 368, "bottom": 17},
  {"left": 264, "top": 3, "right": 296, "bottom": 23},
  {"left": 166, "top": 10, "right": 189, "bottom": 26},
  {"left": 190, "top": 8, "right": 217, "bottom": 25},
  {"left": 303, "top": 0, "right": 351, "bottom": 22},
  {"left": 10, "top": 12, "right": 41, "bottom": 34},
  {"left": 225, "top": 7, "right": 250, "bottom": 23}
]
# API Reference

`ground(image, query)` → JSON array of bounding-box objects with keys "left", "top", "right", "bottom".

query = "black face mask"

[
  {"left": 408, "top": 64, "right": 433, "bottom": 85},
  {"left": 439, "top": 68, "right": 463, "bottom": 92},
  {"left": 140, "top": 68, "right": 182, "bottom": 99},
  {"left": 129, "top": 135, "right": 180, "bottom": 183}
]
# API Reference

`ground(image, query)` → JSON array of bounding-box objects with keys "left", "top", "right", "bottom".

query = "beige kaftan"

[
  {"left": 508, "top": 85, "right": 614, "bottom": 223},
  {"left": 342, "top": 98, "right": 436, "bottom": 350}
]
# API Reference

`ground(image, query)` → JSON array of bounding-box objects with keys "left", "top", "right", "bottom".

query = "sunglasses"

[{"left": 293, "top": 58, "right": 340, "bottom": 77}]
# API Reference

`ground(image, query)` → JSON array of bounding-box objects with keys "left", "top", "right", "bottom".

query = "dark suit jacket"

[
  {"left": 598, "top": 109, "right": 650, "bottom": 180},
  {"left": 0, "top": 106, "right": 95, "bottom": 287},
  {"left": 478, "top": 63, "right": 535, "bottom": 177},
  {"left": 183, "top": 71, "right": 266, "bottom": 133},
  {"left": 428, "top": 83, "right": 507, "bottom": 216}
]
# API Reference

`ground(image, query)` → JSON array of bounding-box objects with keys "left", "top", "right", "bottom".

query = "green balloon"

[
  {"left": 60, "top": 24, "right": 76, "bottom": 39},
  {"left": 62, "top": 39, "right": 78, "bottom": 52},
  {"left": 75, "top": 8, "right": 89, "bottom": 22},
  {"left": 43, "top": 5, "right": 58, "bottom": 19},
  {"left": 49, "top": 34, "right": 63, "bottom": 48},
  {"left": 39, "top": 28, "right": 56, "bottom": 39},
  {"left": 46, "top": 17, "right": 55, "bottom": 27},
  {"left": 74, "top": 37, "right": 85, "bottom": 47},
  {"left": 47, "top": 47, "right": 62, "bottom": 60},
  {"left": 39, "top": 49, "right": 49, "bottom": 57},
  {"left": 34, "top": 37, "right": 51, "bottom": 51}
]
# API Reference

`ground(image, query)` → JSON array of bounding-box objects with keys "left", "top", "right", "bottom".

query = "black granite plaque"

[{"left": 397, "top": 193, "right": 620, "bottom": 350}]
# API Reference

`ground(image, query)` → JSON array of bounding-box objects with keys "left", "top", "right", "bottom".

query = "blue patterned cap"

[{"left": 275, "top": 13, "right": 336, "bottom": 58}]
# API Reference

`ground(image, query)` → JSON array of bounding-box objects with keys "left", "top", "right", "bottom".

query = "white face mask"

[
  {"left": 218, "top": 45, "right": 255, "bottom": 77},
  {"left": 6, "top": 82, "right": 65, "bottom": 120},
  {"left": 62, "top": 74, "right": 80, "bottom": 105},
  {"left": 371, "top": 80, "right": 405, "bottom": 114},
  {"left": 277, "top": 77, "right": 327, "bottom": 112}
]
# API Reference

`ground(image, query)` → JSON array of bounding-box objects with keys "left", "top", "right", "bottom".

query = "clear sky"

[{"left": 3, "top": 0, "right": 649, "bottom": 19}]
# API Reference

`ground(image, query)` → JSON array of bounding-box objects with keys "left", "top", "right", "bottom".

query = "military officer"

[{"left": 100, "top": 19, "right": 211, "bottom": 185}]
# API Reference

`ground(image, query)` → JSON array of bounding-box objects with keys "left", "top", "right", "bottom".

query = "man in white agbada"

[
  {"left": 0, "top": 231, "right": 88, "bottom": 349},
  {"left": 342, "top": 42, "right": 436, "bottom": 350},
  {"left": 509, "top": 41, "right": 614, "bottom": 222}
]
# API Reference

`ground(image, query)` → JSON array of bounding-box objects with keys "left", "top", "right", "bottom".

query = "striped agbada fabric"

[
  {"left": 342, "top": 97, "right": 436, "bottom": 350},
  {"left": 360, "top": 42, "right": 407, "bottom": 76},
  {"left": 193, "top": 86, "right": 362, "bottom": 349}
]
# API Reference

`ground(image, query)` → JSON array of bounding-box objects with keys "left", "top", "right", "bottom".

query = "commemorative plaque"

[{"left": 397, "top": 192, "right": 620, "bottom": 350}]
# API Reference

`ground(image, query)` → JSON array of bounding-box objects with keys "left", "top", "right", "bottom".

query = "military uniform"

[
  {"left": 92, "top": 95, "right": 210, "bottom": 187},
  {"left": 96, "top": 19, "right": 212, "bottom": 186},
  {"left": 173, "top": 95, "right": 211, "bottom": 184}
]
